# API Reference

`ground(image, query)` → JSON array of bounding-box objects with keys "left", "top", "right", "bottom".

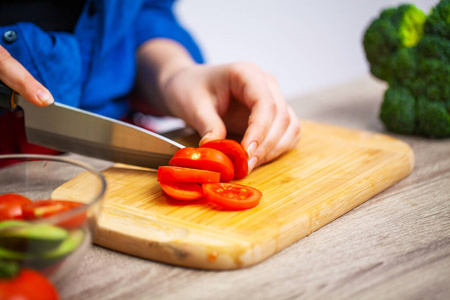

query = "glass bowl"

[{"left": 0, "top": 154, "right": 106, "bottom": 283}]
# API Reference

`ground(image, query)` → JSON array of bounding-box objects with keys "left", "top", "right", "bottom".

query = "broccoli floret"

[
  {"left": 424, "top": 0, "right": 450, "bottom": 39},
  {"left": 363, "top": 0, "right": 450, "bottom": 138},
  {"left": 416, "top": 97, "right": 450, "bottom": 136},
  {"left": 379, "top": 86, "right": 415, "bottom": 134},
  {"left": 363, "top": 4, "right": 427, "bottom": 81}
]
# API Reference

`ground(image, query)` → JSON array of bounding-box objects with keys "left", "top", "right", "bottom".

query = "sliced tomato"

[
  {"left": 157, "top": 166, "right": 220, "bottom": 183},
  {"left": 200, "top": 139, "right": 249, "bottom": 179},
  {"left": 202, "top": 183, "right": 262, "bottom": 210},
  {"left": 169, "top": 147, "right": 234, "bottom": 182},
  {"left": 0, "top": 193, "right": 32, "bottom": 220},
  {"left": 22, "top": 200, "right": 86, "bottom": 229},
  {"left": 160, "top": 181, "right": 204, "bottom": 201}
]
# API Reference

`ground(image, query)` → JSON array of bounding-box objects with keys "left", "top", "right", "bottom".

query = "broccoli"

[{"left": 363, "top": 0, "right": 450, "bottom": 138}]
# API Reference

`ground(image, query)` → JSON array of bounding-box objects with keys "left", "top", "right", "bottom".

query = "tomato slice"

[
  {"left": 202, "top": 183, "right": 262, "bottom": 210},
  {"left": 22, "top": 200, "right": 86, "bottom": 229},
  {"left": 0, "top": 193, "right": 32, "bottom": 220},
  {"left": 157, "top": 166, "right": 220, "bottom": 183},
  {"left": 160, "top": 181, "right": 204, "bottom": 201},
  {"left": 200, "top": 139, "right": 249, "bottom": 179},
  {"left": 169, "top": 147, "right": 234, "bottom": 182}
]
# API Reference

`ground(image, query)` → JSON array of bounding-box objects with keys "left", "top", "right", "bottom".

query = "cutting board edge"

[{"left": 92, "top": 222, "right": 266, "bottom": 270}]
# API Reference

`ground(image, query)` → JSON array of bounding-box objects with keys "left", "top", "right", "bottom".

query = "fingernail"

[
  {"left": 247, "top": 141, "right": 257, "bottom": 158},
  {"left": 36, "top": 89, "right": 54, "bottom": 105},
  {"left": 248, "top": 156, "right": 258, "bottom": 173},
  {"left": 199, "top": 132, "right": 211, "bottom": 145}
]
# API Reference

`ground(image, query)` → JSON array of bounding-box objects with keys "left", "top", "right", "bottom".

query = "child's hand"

[
  {"left": 162, "top": 63, "right": 301, "bottom": 173},
  {"left": 0, "top": 45, "right": 53, "bottom": 106}
]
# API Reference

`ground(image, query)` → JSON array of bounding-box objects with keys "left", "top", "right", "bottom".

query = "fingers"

[
  {"left": 0, "top": 45, "right": 53, "bottom": 106},
  {"left": 227, "top": 63, "right": 276, "bottom": 154},
  {"left": 227, "top": 63, "right": 301, "bottom": 172},
  {"left": 255, "top": 106, "right": 301, "bottom": 168},
  {"left": 250, "top": 73, "right": 301, "bottom": 170}
]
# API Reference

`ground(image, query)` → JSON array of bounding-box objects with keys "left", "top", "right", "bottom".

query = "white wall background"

[{"left": 175, "top": 0, "right": 436, "bottom": 99}]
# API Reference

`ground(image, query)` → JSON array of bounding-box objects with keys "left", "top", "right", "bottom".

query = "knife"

[{"left": 0, "top": 81, "right": 184, "bottom": 168}]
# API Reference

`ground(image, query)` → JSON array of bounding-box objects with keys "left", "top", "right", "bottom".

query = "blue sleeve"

[
  {"left": 135, "top": 0, "right": 204, "bottom": 64},
  {"left": 0, "top": 23, "right": 83, "bottom": 107}
]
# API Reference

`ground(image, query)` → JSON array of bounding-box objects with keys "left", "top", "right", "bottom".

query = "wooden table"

[{"left": 56, "top": 76, "right": 450, "bottom": 300}]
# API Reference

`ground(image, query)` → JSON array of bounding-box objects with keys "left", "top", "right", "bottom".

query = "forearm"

[{"left": 135, "top": 38, "right": 196, "bottom": 115}]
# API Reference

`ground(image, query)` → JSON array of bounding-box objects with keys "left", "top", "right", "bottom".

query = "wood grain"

[
  {"left": 55, "top": 76, "right": 450, "bottom": 299},
  {"left": 53, "top": 119, "right": 414, "bottom": 270}
]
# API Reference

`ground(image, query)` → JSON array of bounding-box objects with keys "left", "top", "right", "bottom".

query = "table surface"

[{"left": 56, "top": 76, "right": 450, "bottom": 300}]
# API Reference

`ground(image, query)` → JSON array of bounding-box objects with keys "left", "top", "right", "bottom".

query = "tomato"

[
  {"left": 157, "top": 166, "right": 220, "bottom": 183},
  {"left": 0, "top": 268, "right": 59, "bottom": 300},
  {"left": 160, "top": 181, "right": 204, "bottom": 201},
  {"left": 202, "top": 183, "right": 262, "bottom": 210},
  {"left": 200, "top": 139, "right": 249, "bottom": 179},
  {"left": 22, "top": 200, "right": 86, "bottom": 229},
  {"left": 169, "top": 147, "right": 234, "bottom": 182},
  {"left": 162, "top": 144, "right": 261, "bottom": 209},
  {"left": 0, "top": 193, "right": 32, "bottom": 220}
]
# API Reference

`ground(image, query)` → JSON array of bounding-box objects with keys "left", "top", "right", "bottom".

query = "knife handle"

[{"left": 0, "top": 81, "right": 16, "bottom": 110}]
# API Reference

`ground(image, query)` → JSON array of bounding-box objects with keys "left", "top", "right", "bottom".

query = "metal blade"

[{"left": 16, "top": 95, "right": 184, "bottom": 168}]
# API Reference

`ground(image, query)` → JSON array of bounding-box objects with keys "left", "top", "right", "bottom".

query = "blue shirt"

[{"left": 0, "top": 0, "right": 203, "bottom": 119}]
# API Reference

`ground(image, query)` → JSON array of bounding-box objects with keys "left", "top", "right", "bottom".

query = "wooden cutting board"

[{"left": 52, "top": 120, "right": 415, "bottom": 270}]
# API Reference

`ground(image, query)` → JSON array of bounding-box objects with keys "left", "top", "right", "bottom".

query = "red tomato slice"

[
  {"left": 0, "top": 193, "right": 32, "bottom": 220},
  {"left": 157, "top": 166, "right": 220, "bottom": 183},
  {"left": 169, "top": 147, "right": 234, "bottom": 182},
  {"left": 200, "top": 139, "right": 249, "bottom": 179},
  {"left": 22, "top": 200, "right": 86, "bottom": 229},
  {"left": 160, "top": 181, "right": 204, "bottom": 201},
  {"left": 202, "top": 183, "right": 262, "bottom": 210}
]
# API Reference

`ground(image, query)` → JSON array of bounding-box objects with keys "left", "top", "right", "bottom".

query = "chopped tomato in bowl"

[
  {"left": 22, "top": 200, "right": 87, "bottom": 229},
  {"left": 0, "top": 193, "right": 32, "bottom": 220},
  {"left": 0, "top": 263, "right": 59, "bottom": 300},
  {"left": 0, "top": 154, "right": 106, "bottom": 285}
]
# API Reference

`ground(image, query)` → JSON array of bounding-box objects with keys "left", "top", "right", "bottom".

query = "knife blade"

[{"left": 0, "top": 82, "right": 184, "bottom": 168}]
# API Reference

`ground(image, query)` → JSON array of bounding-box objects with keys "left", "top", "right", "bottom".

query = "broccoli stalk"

[{"left": 363, "top": 0, "right": 450, "bottom": 138}]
